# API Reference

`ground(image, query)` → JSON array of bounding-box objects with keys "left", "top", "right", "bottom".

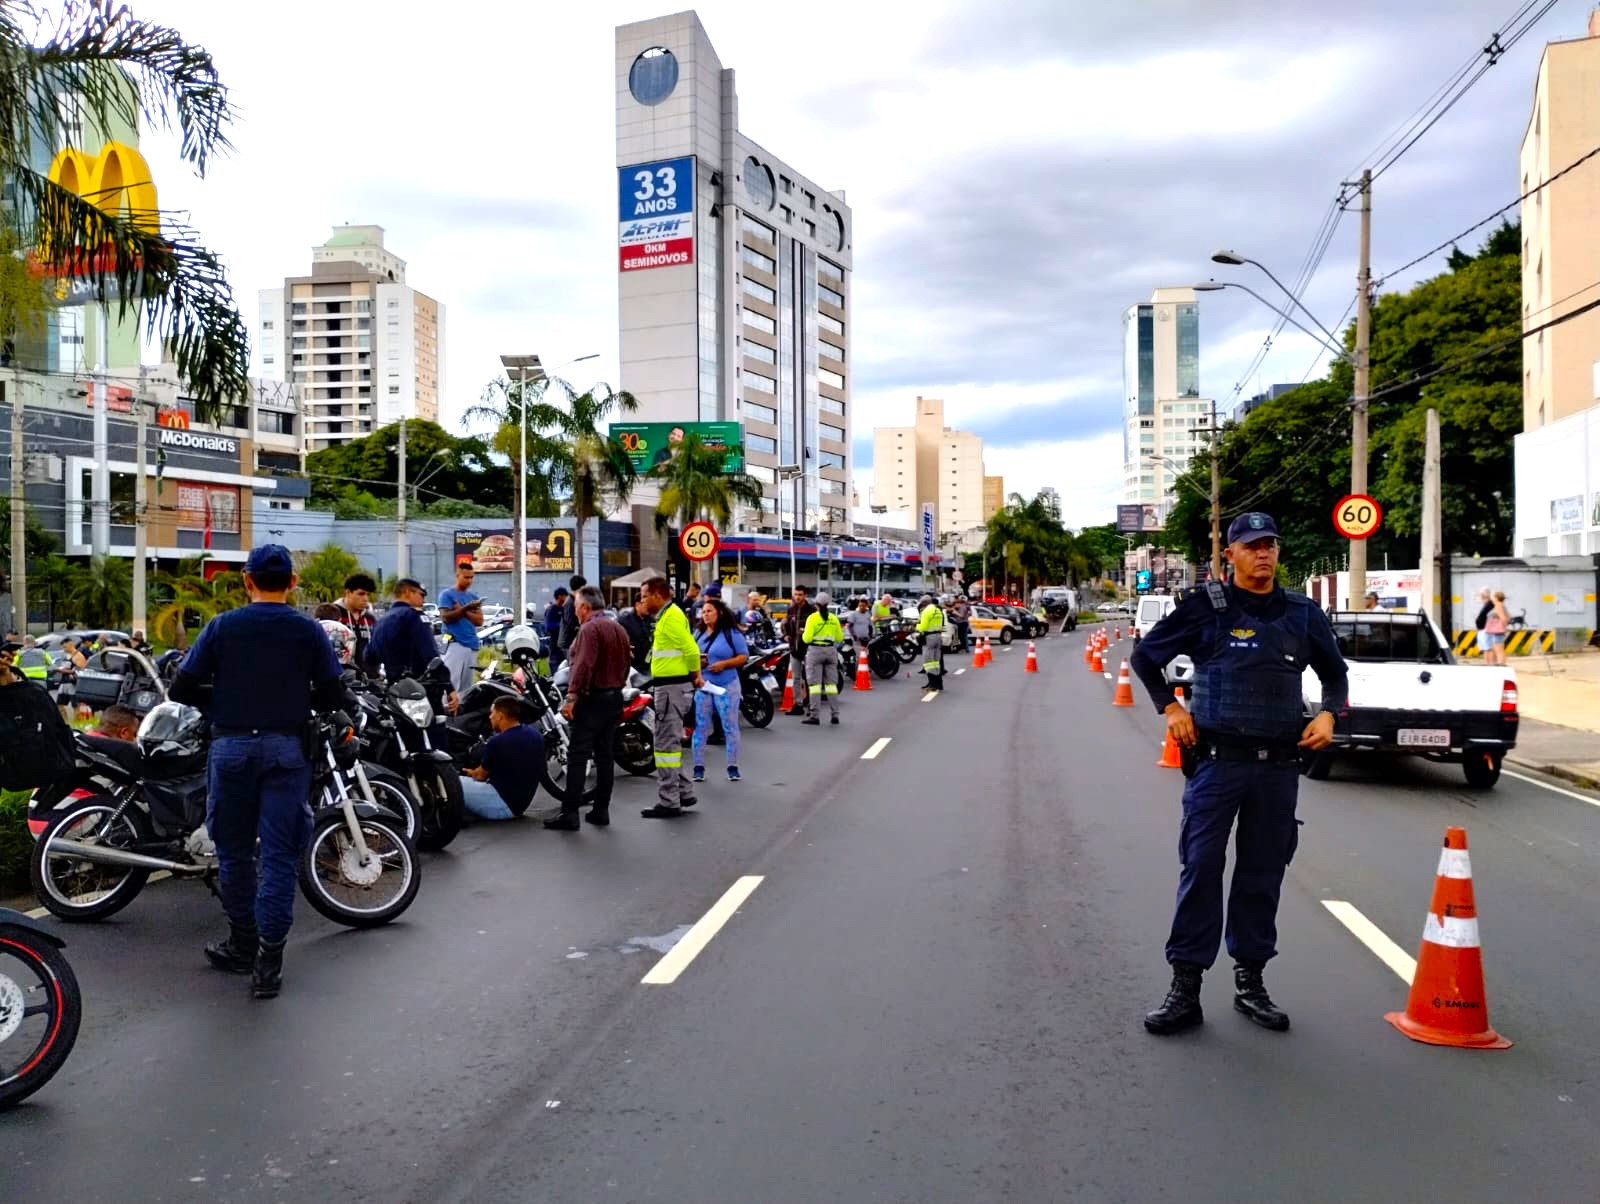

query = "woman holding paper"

[{"left": 693, "top": 597, "right": 750, "bottom": 783}]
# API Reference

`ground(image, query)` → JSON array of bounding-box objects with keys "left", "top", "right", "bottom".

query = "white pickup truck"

[{"left": 1163, "top": 609, "right": 1518, "bottom": 789}]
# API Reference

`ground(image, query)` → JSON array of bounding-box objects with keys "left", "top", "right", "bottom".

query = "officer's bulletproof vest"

[{"left": 1189, "top": 594, "right": 1312, "bottom": 743}]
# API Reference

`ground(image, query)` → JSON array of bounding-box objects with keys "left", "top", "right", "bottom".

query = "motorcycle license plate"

[
  {"left": 1397, "top": 728, "right": 1451, "bottom": 748},
  {"left": 761, "top": 675, "right": 779, "bottom": 692}
]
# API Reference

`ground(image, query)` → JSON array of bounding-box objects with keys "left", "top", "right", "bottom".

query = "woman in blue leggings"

[{"left": 692, "top": 597, "right": 749, "bottom": 783}]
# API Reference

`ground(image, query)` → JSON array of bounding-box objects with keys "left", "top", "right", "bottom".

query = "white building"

[
  {"left": 257, "top": 225, "right": 444, "bottom": 452},
  {"left": 1120, "top": 286, "right": 1213, "bottom": 523},
  {"left": 615, "top": 12, "right": 853, "bottom": 535},
  {"left": 871, "top": 395, "right": 986, "bottom": 536}
]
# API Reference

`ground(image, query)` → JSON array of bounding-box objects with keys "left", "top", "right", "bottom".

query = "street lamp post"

[
  {"left": 778, "top": 463, "right": 802, "bottom": 597},
  {"left": 870, "top": 503, "right": 887, "bottom": 596}
]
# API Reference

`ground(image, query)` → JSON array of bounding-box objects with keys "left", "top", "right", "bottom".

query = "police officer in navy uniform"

[
  {"left": 169, "top": 544, "right": 347, "bottom": 1000},
  {"left": 1129, "top": 513, "right": 1347, "bottom": 1035}
]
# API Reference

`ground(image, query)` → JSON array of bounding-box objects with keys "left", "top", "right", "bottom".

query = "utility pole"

[
  {"left": 396, "top": 417, "right": 408, "bottom": 579},
  {"left": 1208, "top": 398, "right": 1222, "bottom": 580},
  {"left": 132, "top": 395, "right": 148, "bottom": 636},
  {"left": 9, "top": 371, "right": 25, "bottom": 634},
  {"left": 1420, "top": 407, "right": 1442, "bottom": 629},
  {"left": 1348, "top": 168, "right": 1373, "bottom": 608},
  {"left": 91, "top": 303, "right": 109, "bottom": 558}
]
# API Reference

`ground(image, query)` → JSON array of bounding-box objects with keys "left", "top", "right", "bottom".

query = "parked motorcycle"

[
  {"left": 352, "top": 660, "right": 464, "bottom": 852},
  {"left": 29, "top": 703, "right": 420, "bottom": 929},
  {"left": 0, "top": 906, "right": 81, "bottom": 1108},
  {"left": 738, "top": 644, "right": 788, "bottom": 728},
  {"left": 864, "top": 626, "right": 904, "bottom": 680},
  {"left": 615, "top": 668, "right": 656, "bottom": 777}
]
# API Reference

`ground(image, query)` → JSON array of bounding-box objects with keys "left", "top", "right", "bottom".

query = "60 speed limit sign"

[
  {"left": 679, "top": 521, "right": 720, "bottom": 562},
  {"left": 1333, "top": 494, "right": 1383, "bottom": 540}
]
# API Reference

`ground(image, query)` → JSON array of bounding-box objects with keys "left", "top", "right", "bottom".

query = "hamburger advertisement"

[{"left": 453, "top": 528, "right": 574, "bottom": 573}]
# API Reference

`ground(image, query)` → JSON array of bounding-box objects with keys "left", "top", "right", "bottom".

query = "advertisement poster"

[
  {"left": 175, "top": 484, "right": 240, "bottom": 533},
  {"left": 618, "top": 156, "right": 695, "bottom": 273},
  {"left": 919, "top": 503, "right": 936, "bottom": 556},
  {"left": 610, "top": 421, "right": 744, "bottom": 472},
  {"left": 1551, "top": 495, "right": 1584, "bottom": 535},
  {"left": 1117, "top": 504, "right": 1165, "bottom": 534},
  {"left": 453, "top": 528, "right": 574, "bottom": 573}
]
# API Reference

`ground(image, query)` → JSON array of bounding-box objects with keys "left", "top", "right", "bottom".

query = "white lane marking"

[
  {"left": 1502, "top": 769, "right": 1600, "bottom": 810},
  {"left": 1321, "top": 900, "right": 1416, "bottom": 984},
  {"left": 922, "top": 691, "right": 939, "bottom": 702},
  {"left": 861, "top": 737, "right": 892, "bottom": 760},
  {"left": 953, "top": 668, "right": 966, "bottom": 676},
  {"left": 641, "top": 875, "right": 765, "bottom": 985}
]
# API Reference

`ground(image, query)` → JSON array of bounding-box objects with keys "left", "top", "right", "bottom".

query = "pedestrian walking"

[
  {"left": 638, "top": 575, "right": 702, "bottom": 818},
  {"left": 693, "top": 597, "right": 750, "bottom": 780},
  {"left": 168, "top": 544, "right": 349, "bottom": 1000},
  {"left": 437, "top": 562, "right": 483, "bottom": 692},
  {"left": 802, "top": 592, "right": 844, "bottom": 724},
  {"left": 1128, "top": 513, "right": 1348, "bottom": 1036},
  {"left": 1485, "top": 590, "right": 1510, "bottom": 666},
  {"left": 548, "top": 585, "right": 632, "bottom": 830},
  {"left": 916, "top": 594, "right": 945, "bottom": 689},
  {"left": 782, "top": 584, "right": 815, "bottom": 715}
]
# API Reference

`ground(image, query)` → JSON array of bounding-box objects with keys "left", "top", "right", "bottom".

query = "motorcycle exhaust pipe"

[{"left": 44, "top": 837, "right": 204, "bottom": 876}]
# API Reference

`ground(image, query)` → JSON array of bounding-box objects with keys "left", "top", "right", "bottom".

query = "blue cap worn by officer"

[
  {"left": 169, "top": 543, "right": 347, "bottom": 1000},
  {"left": 1128, "top": 513, "right": 1348, "bottom": 1036}
]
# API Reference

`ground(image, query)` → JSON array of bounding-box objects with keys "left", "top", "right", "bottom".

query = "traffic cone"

[
  {"left": 854, "top": 646, "right": 873, "bottom": 691},
  {"left": 1157, "top": 692, "right": 1183, "bottom": 768},
  {"left": 1083, "top": 636, "right": 1093, "bottom": 665},
  {"left": 982, "top": 638, "right": 994, "bottom": 666},
  {"left": 1114, "top": 624, "right": 1122, "bottom": 640},
  {"left": 1089, "top": 644, "right": 1104, "bottom": 675},
  {"left": 973, "top": 639, "right": 985, "bottom": 669},
  {"left": 1024, "top": 642, "right": 1039, "bottom": 673},
  {"left": 780, "top": 661, "right": 796, "bottom": 711},
  {"left": 1384, "top": 828, "right": 1512, "bottom": 1049},
  {"left": 1112, "top": 661, "right": 1135, "bottom": 706}
]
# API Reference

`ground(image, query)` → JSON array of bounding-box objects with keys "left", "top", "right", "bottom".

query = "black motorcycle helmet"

[{"left": 136, "top": 701, "right": 208, "bottom": 773}]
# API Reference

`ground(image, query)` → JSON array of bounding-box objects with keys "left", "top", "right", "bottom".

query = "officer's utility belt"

[
  {"left": 652, "top": 673, "right": 693, "bottom": 686},
  {"left": 809, "top": 641, "right": 837, "bottom": 647},
  {"left": 1195, "top": 741, "right": 1301, "bottom": 765}
]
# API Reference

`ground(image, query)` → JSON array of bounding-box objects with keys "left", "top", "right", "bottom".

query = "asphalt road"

[{"left": 5, "top": 630, "right": 1599, "bottom": 1202}]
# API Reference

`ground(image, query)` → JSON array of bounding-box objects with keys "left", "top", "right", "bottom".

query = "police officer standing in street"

[
  {"left": 801, "top": 591, "right": 844, "bottom": 725},
  {"left": 169, "top": 544, "right": 348, "bottom": 1000},
  {"left": 638, "top": 575, "right": 702, "bottom": 819},
  {"left": 1128, "top": 513, "right": 1347, "bottom": 1036},
  {"left": 916, "top": 594, "right": 946, "bottom": 689}
]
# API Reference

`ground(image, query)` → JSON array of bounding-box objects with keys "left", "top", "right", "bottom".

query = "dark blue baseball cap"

[
  {"left": 1226, "top": 512, "right": 1280, "bottom": 545},
  {"left": 244, "top": 543, "right": 294, "bottom": 575}
]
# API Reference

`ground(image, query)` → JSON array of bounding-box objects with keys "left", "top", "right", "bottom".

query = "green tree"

[
  {"left": 304, "top": 419, "right": 511, "bottom": 511},
  {"left": 649, "top": 435, "right": 764, "bottom": 581},
  {"left": 526, "top": 381, "right": 640, "bottom": 581},
  {"left": 147, "top": 554, "right": 239, "bottom": 646},
  {"left": 295, "top": 544, "right": 361, "bottom": 603},
  {"left": 462, "top": 376, "right": 564, "bottom": 521},
  {"left": 0, "top": 1, "right": 248, "bottom": 414},
  {"left": 0, "top": 500, "right": 56, "bottom": 563},
  {"left": 68, "top": 554, "right": 130, "bottom": 626},
  {"left": 31, "top": 553, "right": 82, "bottom": 625},
  {"left": 981, "top": 491, "right": 1080, "bottom": 595}
]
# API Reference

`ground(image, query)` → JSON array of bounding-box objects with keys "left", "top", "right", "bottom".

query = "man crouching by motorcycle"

[{"left": 168, "top": 544, "right": 348, "bottom": 1000}]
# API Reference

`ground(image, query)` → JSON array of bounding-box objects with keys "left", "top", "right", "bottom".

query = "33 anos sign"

[{"left": 618, "top": 156, "right": 695, "bottom": 273}]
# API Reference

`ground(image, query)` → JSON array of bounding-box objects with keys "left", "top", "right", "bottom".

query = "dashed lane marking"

[
  {"left": 922, "top": 691, "right": 940, "bottom": 702},
  {"left": 861, "top": 737, "right": 892, "bottom": 760},
  {"left": 641, "top": 875, "right": 765, "bottom": 985},
  {"left": 953, "top": 668, "right": 966, "bottom": 676},
  {"left": 1502, "top": 769, "right": 1600, "bottom": 810},
  {"left": 1321, "top": 900, "right": 1416, "bottom": 984}
]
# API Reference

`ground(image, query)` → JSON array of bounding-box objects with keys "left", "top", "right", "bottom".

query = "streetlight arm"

[
  {"left": 1197, "top": 281, "right": 1349, "bottom": 362},
  {"left": 1210, "top": 253, "right": 1344, "bottom": 350}
]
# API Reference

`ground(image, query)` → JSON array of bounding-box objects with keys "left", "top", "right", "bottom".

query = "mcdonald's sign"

[
  {"left": 157, "top": 408, "right": 190, "bottom": 429},
  {"left": 31, "top": 141, "right": 159, "bottom": 297}
]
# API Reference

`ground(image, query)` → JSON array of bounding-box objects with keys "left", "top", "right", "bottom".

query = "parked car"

[
  {"left": 38, "top": 630, "right": 130, "bottom": 652},
  {"left": 478, "top": 604, "right": 515, "bottom": 624},
  {"left": 1094, "top": 602, "right": 1122, "bottom": 615},
  {"left": 966, "top": 605, "right": 1018, "bottom": 645},
  {"left": 986, "top": 602, "right": 1048, "bottom": 639}
]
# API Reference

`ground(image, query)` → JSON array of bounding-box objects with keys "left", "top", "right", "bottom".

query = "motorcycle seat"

[{"left": 79, "top": 731, "right": 144, "bottom": 774}]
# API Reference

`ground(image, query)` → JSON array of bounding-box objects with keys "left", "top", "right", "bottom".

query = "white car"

[
  {"left": 478, "top": 604, "right": 515, "bottom": 624},
  {"left": 1094, "top": 602, "right": 1122, "bottom": 615}
]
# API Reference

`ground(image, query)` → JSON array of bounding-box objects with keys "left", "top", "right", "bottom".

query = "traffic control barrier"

[
  {"left": 973, "top": 640, "right": 986, "bottom": 670},
  {"left": 780, "top": 662, "right": 796, "bottom": 711},
  {"left": 1024, "top": 642, "right": 1039, "bottom": 673},
  {"left": 1112, "top": 662, "right": 1135, "bottom": 707},
  {"left": 1384, "top": 828, "right": 1512, "bottom": 1049},
  {"left": 983, "top": 638, "right": 995, "bottom": 667},
  {"left": 854, "top": 646, "right": 873, "bottom": 691},
  {"left": 1089, "top": 644, "right": 1104, "bottom": 675}
]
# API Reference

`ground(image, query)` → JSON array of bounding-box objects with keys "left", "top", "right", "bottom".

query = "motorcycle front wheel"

[
  {"left": 298, "top": 812, "right": 420, "bottom": 929},
  {"left": 893, "top": 640, "right": 918, "bottom": 665},
  {"left": 413, "top": 763, "right": 465, "bottom": 852},
  {"left": 30, "top": 797, "right": 153, "bottom": 922},
  {"left": 541, "top": 728, "right": 599, "bottom": 804},
  {"left": 359, "top": 764, "right": 420, "bottom": 843},
  {"left": 868, "top": 647, "right": 899, "bottom": 680},
  {"left": 0, "top": 923, "right": 82, "bottom": 1108},
  {"left": 740, "top": 685, "right": 775, "bottom": 730}
]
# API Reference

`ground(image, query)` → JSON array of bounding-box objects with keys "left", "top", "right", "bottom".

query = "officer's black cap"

[
  {"left": 244, "top": 543, "right": 293, "bottom": 575},
  {"left": 395, "top": 577, "right": 426, "bottom": 597},
  {"left": 1226, "top": 512, "right": 1280, "bottom": 544}
]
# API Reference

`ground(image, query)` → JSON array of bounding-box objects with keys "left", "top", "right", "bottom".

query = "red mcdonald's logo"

[{"left": 157, "top": 408, "right": 190, "bottom": 429}]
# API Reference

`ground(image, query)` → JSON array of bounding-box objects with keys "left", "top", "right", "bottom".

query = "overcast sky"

[{"left": 124, "top": 0, "right": 1575, "bottom": 528}]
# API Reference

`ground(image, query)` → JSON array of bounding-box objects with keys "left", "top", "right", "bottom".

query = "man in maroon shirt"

[{"left": 548, "top": 585, "right": 633, "bottom": 830}]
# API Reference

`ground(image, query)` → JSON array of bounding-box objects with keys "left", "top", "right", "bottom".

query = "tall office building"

[
  {"left": 982, "top": 474, "right": 1005, "bottom": 522},
  {"left": 257, "top": 225, "right": 444, "bottom": 452},
  {"left": 1121, "top": 286, "right": 1213, "bottom": 520},
  {"left": 871, "top": 396, "right": 987, "bottom": 535},
  {"left": 616, "top": 12, "right": 853, "bottom": 535}
]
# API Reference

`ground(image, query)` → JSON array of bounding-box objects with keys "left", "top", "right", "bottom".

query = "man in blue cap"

[
  {"left": 1129, "top": 513, "right": 1348, "bottom": 1036},
  {"left": 169, "top": 544, "right": 347, "bottom": 999}
]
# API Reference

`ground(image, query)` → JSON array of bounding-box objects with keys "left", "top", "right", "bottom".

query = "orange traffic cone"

[
  {"left": 1385, "top": 828, "right": 1512, "bottom": 1049},
  {"left": 854, "top": 646, "right": 873, "bottom": 691},
  {"left": 1083, "top": 636, "right": 1093, "bottom": 665},
  {"left": 972, "top": 639, "right": 985, "bottom": 669},
  {"left": 982, "top": 638, "right": 995, "bottom": 667},
  {"left": 1114, "top": 624, "right": 1122, "bottom": 640},
  {"left": 1112, "top": 661, "right": 1135, "bottom": 706},
  {"left": 1024, "top": 642, "right": 1039, "bottom": 673},
  {"left": 1089, "top": 644, "right": 1104, "bottom": 674},
  {"left": 780, "top": 661, "right": 796, "bottom": 711},
  {"left": 1158, "top": 691, "right": 1184, "bottom": 767}
]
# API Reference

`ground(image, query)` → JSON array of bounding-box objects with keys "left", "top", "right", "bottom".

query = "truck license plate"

[{"left": 1397, "top": 728, "right": 1451, "bottom": 747}]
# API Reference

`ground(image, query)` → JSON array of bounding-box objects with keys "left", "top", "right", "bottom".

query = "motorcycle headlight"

[{"left": 396, "top": 696, "right": 434, "bottom": 728}]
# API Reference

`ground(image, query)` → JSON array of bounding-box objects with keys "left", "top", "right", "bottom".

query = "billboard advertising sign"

[
  {"left": 919, "top": 503, "right": 936, "bottom": 556},
  {"left": 453, "top": 528, "right": 575, "bottom": 573},
  {"left": 1116, "top": 503, "right": 1165, "bottom": 533},
  {"left": 618, "top": 156, "right": 695, "bottom": 273},
  {"left": 610, "top": 421, "right": 743, "bottom": 472}
]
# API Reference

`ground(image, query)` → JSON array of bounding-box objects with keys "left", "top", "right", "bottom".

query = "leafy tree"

[
  {"left": 68, "top": 554, "right": 130, "bottom": 627},
  {"left": 148, "top": 554, "right": 239, "bottom": 646},
  {"left": 305, "top": 419, "right": 510, "bottom": 511},
  {"left": 649, "top": 435, "right": 764, "bottom": 581},
  {"left": 980, "top": 491, "right": 1084, "bottom": 595},
  {"left": 31, "top": 552, "right": 81, "bottom": 625},
  {"left": 525, "top": 381, "right": 640, "bottom": 580},
  {"left": 295, "top": 544, "right": 361, "bottom": 603},
  {"left": 462, "top": 377, "right": 565, "bottom": 519},
  {"left": 0, "top": 500, "right": 56, "bottom": 563},
  {"left": 0, "top": 1, "right": 248, "bottom": 414}
]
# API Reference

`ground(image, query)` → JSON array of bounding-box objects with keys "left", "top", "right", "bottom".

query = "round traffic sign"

[
  {"left": 679, "top": 521, "right": 720, "bottom": 562},
  {"left": 1333, "top": 494, "right": 1383, "bottom": 540}
]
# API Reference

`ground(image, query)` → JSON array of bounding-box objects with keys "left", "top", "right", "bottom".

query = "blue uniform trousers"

[
  {"left": 206, "top": 732, "right": 314, "bottom": 945},
  {"left": 1166, "top": 757, "right": 1301, "bottom": 969}
]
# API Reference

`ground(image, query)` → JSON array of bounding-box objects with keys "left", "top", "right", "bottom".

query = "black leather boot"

[
  {"left": 1233, "top": 960, "right": 1290, "bottom": 1031},
  {"left": 204, "top": 923, "right": 258, "bottom": 974},
  {"left": 251, "top": 940, "right": 286, "bottom": 1000},
  {"left": 1144, "top": 962, "right": 1205, "bottom": 1035}
]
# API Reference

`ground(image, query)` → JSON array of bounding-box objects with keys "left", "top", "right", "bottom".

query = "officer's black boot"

[
  {"left": 204, "top": 922, "right": 257, "bottom": 974},
  {"left": 1233, "top": 960, "right": 1290, "bottom": 1031},
  {"left": 251, "top": 940, "right": 286, "bottom": 1000},
  {"left": 1144, "top": 962, "right": 1205, "bottom": 1035}
]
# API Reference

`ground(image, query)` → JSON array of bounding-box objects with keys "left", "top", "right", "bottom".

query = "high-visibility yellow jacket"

[
  {"left": 916, "top": 604, "right": 945, "bottom": 634},
  {"left": 803, "top": 610, "right": 844, "bottom": 646},
  {"left": 871, "top": 601, "right": 893, "bottom": 625},
  {"left": 650, "top": 602, "right": 700, "bottom": 681}
]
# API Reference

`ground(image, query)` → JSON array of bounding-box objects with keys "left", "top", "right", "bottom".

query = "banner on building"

[
  {"left": 175, "top": 484, "right": 239, "bottom": 534},
  {"left": 454, "top": 527, "right": 574, "bottom": 573},
  {"left": 1551, "top": 495, "right": 1584, "bottom": 534},
  {"left": 610, "top": 421, "right": 743, "bottom": 472},
  {"left": 1116, "top": 503, "right": 1165, "bottom": 534},
  {"left": 618, "top": 156, "right": 695, "bottom": 273},
  {"left": 919, "top": 503, "right": 936, "bottom": 556}
]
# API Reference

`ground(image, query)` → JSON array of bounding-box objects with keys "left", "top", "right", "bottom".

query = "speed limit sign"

[
  {"left": 679, "top": 521, "right": 720, "bottom": 562},
  {"left": 1333, "top": 494, "right": 1383, "bottom": 540}
]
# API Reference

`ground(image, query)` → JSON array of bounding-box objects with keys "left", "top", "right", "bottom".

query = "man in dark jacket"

[
  {"left": 558, "top": 574, "right": 585, "bottom": 659},
  {"left": 365, "top": 579, "right": 439, "bottom": 683},
  {"left": 617, "top": 592, "right": 655, "bottom": 675},
  {"left": 781, "top": 585, "right": 815, "bottom": 716},
  {"left": 544, "top": 587, "right": 569, "bottom": 670}
]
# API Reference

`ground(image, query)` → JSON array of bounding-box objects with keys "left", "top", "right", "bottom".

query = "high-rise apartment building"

[
  {"left": 872, "top": 396, "right": 987, "bottom": 535},
  {"left": 616, "top": 12, "right": 853, "bottom": 535},
  {"left": 257, "top": 225, "right": 444, "bottom": 452},
  {"left": 1513, "top": 10, "right": 1600, "bottom": 556},
  {"left": 1121, "top": 286, "right": 1212, "bottom": 521},
  {"left": 1038, "top": 486, "right": 1061, "bottom": 521}
]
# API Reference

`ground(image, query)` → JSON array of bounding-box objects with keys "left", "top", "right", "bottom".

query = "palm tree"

[
  {"left": 649, "top": 435, "right": 765, "bottom": 584},
  {"left": 148, "top": 555, "right": 216, "bottom": 646},
  {"left": 296, "top": 543, "right": 361, "bottom": 603},
  {"left": 0, "top": 2, "right": 248, "bottom": 415},
  {"left": 68, "top": 555, "right": 130, "bottom": 627},
  {"left": 526, "top": 381, "right": 640, "bottom": 581},
  {"left": 462, "top": 373, "right": 564, "bottom": 525},
  {"left": 31, "top": 553, "right": 82, "bottom": 626}
]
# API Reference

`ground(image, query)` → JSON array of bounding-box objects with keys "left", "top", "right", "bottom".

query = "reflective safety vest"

[
  {"left": 649, "top": 602, "right": 700, "bottom": 682},
  {"left": 872, "top": 602, "right": 893, "bottom": 625},
  {"left": 1190, "top": 594, "right": 1314, "bottom": 743},
  {"left": 16, "top": 649, "right": 49, "bottom": 680},
  {"left": 916, "top": 605, "right": 944, "bottom": 635},
  {"left": 803, "top": 610, "right": 844, "bottom": 646}
]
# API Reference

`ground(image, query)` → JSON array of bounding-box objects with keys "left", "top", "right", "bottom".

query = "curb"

[{"left": 1505, "top": 756, "right": 1600, "bottom": 791}]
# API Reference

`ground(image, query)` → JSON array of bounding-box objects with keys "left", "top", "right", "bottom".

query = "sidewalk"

[{"left": 1505, "top": 647, "right": 1600, "bottom": 788}]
